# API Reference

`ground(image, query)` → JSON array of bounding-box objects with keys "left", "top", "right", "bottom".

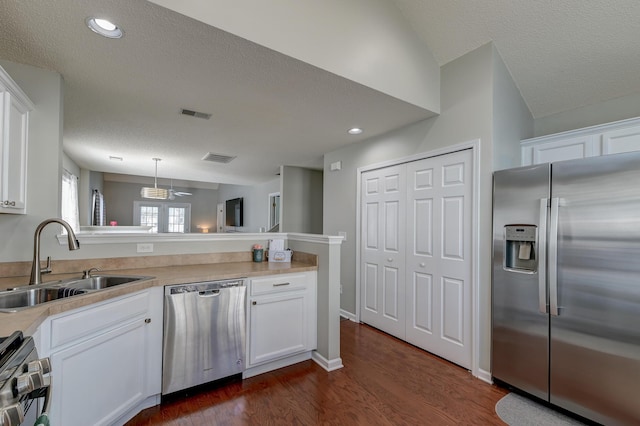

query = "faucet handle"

[
  {"left": 41, "top": 257, "right": 52, "bottom": 275},
  {"left": 82, "top": 267, "right": 101, "bottom": 279}
]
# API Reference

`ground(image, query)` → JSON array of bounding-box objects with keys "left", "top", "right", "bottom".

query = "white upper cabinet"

[
  {"left": 601, "top": 124, "right": 640, "bottom": 155},
  {"left": 0, "top": 65, "right": 34, "bottom": 214},
  {"left": 521, "top": 117, "right": 640, "bottom": 166}
]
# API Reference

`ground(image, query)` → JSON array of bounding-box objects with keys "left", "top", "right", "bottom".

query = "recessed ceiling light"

[
  {"left": 86, "top": 17, "right": 123, "bottom": 39},
  {"left": 348, "top": 127, "right": 363, "bottom": 135}
]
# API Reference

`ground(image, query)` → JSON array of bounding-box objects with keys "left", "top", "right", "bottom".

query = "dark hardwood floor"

[{"left": 127, "top": 319, "right": 507, "bottom": 425}]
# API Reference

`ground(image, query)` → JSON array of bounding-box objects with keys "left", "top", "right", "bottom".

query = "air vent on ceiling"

[
  {"left": 201, "top": 152, "right": 237, "bottom": 164},
  {"left": 181, "top": 108, "right": 212, "bottom": 120}
]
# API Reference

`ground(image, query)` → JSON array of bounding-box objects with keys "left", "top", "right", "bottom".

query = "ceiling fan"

[
  {"left": 140, "top": 158, "right": 192, "bottom": 200},
  {"left": 168, "top": 180, "right": 192, "bottom": 200}
]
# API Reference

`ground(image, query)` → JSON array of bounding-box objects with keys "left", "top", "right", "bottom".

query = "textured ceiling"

[
  {"left": 0, "top": 0, "right": 431, "bottom": 185},
  {"left": 389, "top": 0, "right": 640, "bottom": 118},
  {"left": 1, "top": 1, "right": 640, "bottom": 185}
]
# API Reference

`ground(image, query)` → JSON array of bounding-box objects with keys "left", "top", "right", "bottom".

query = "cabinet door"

[
  {"left": 601, "top": 124, "right": 640, "bottom": 155},
  {"left": 49, "top": 318, "right": 152, "bottom": 426},
  {"left": 521, "top": 135, "right": 598, "bottom": 166},
  {"left": 0, "top": 91, "right": 29, "bottom": 214},
  {"left": 248, "top": 292, "right": 308, "bottom": 366}
]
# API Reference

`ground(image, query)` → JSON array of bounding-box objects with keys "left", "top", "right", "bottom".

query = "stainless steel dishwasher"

[{"left": 162, "top": 278, "right": 246, "bottom": 395}]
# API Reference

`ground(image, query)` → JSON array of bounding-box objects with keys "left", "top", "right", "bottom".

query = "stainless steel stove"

[{"left": 0, "top": 332, "right": 51, "bottom": 426}]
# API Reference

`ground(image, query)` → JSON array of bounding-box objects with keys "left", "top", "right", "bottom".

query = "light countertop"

[{"left": 0, "top": 260, "right": 317, "bottom": 337}]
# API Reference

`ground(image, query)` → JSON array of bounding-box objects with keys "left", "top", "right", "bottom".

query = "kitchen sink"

[
  {"left": 0, "top": 287, "right": 88, "bottom": 312},
  {"left": 59, "top": 275, "right": 150, "bottom": 290},
  {"left": 0, "top": 275, "right": 151, "bottom": 312}
]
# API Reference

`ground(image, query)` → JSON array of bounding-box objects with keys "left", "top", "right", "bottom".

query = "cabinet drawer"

[
  {"left": 50, "top": 291, "right": 149, "bottom": 350},
  {"left": 250, "top": 273, "right": 309, "bottom": 296}
]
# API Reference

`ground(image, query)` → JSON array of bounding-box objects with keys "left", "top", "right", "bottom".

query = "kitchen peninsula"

[{"left": 0, "top": 232, "right": 342, "bottom": 426}]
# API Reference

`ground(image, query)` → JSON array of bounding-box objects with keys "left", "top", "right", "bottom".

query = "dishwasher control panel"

[{"left": 167, "top": 279, "right": 245, "bottom": 295}]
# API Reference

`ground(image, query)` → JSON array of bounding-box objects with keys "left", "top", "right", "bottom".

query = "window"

[
  {"left": 139, "top": 205, "right": 160, "bottom": 233},
  {"left": 61, "top": 170, "right": 80, "bottom": 232},
  {"left": 134, "top": 201, "right": 190, "bottom": 233}
]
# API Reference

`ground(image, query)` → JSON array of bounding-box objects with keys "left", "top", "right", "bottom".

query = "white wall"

[
  {"left": 323, "top": 43, "right": 532, "bottom": 373},
  {"left": 62, "top": 152, "right": 80, "bottom": 177},
  {"left": 324, "top": 43, "right": 494, "bottom": 315},
  {"left": 492, "top": 47, "right": 534, "bottom": 171},
  {"left": 217, "top": 178, "right": 280, "bottom": 232},
  {"left": 288, "top": 235, "right": 342, "bottom": 365},
  {"left": 0, "top": 60, "right": 64, "bottom": 263},
  {"left": 534, "top": 91, "right": 640, "bottom": 137},
  {"left": 102, "top": 180, "right": 218, "bottom": 232},
  {"left": 280, "top": 166, "right": 323, "bottom": 234},
  {"left": 148, "top": 0, "right": 440, "bottom": 113}
]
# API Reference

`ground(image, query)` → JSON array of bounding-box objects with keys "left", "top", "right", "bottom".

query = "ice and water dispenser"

[{"left": 504, "top": 225, "right": 537, "bottom": 272}]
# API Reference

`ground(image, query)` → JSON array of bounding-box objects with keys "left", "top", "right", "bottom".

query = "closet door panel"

[
  {"left": 406, "top": 149, "right": 472, "bottom": 369},
  {"left": 360, "top": 165, "right": 406, "bottom": 339}
]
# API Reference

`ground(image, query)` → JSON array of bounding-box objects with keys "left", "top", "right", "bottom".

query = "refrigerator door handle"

[
  {"left": 538, "top": 198, "right": 548, "bottom": 314},
  {"left": 549, "top": 197, "right": 560, "bottom": 316}
]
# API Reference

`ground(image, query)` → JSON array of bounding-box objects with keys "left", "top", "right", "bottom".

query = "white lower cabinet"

[
  {"left": 30, "top": 270, "right": 317, "bottom": 422},
  {"left": 42, "top": 287, "right": 162, "bottom": 426},
  {"left": 245, "top": 271, "right": 317, "bottom": 377}
]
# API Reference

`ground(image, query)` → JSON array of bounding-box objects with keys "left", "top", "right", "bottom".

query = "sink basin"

[
  {"left": 0, "top": 275, "right": 151, "bottom": 313},
  {"left": 58, "top": 275, "right": 150, "bottom": 290},
  {"left": 0, "top": 287, "right": 87, "bottom": 312}
]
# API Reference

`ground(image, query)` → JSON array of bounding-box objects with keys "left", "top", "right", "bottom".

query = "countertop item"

[{"left": 0, "top": 260, "right": 317, "bottom": 337}]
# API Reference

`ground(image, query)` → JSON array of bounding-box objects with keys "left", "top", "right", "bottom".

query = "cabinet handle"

[
  {"left": 3, "top": 200, "right": 15, "bottom": 206},
  {"left": 144, "top": 318, "right": 151, "bottom": 324},
  {"left": 387, "top": 258, "right": 393, "bottom": 262},
  {"left": 252, "top": 301, "right": 257, "bottom": 305},
  {"left": 419, "top": 262, "right": 426, "bottom": 267},
  {"left": 272, "top": 282, "right": 290, "bottom": 287}
]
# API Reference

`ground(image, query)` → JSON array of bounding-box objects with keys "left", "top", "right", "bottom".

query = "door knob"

[
  {"left": 419, "top": 262, "right": 426, "bottom": 267},
  {"left": 387, "top": 258, "right": 393, "bottom": 262}
]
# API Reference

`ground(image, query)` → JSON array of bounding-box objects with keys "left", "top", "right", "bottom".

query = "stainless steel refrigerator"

[{"left": 492, "top": 151, "right": 640, "bottom": 425}]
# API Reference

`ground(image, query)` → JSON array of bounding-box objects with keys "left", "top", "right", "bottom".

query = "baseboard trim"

[
  {"left": 312, "top": 351, "right": 343, "bottom": 372},
  {"left": 477, "top": 368, "right": 492, "bottom": 384},
  {"left": 114, "top": 394, "right": 160, "bottom": 425},
  {"left": 340, "top": 309, "right": 357, "bottom": 322},
  {"left": 243, "top": 352, "right": 312, "bottom": 379}
]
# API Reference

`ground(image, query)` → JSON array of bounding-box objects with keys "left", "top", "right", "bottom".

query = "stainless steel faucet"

[
  {"left": 29, "top": 218, "right": 80, "bottom": 285},
  {"left": 82, "top": 267, "right": 100, "bottom": 279}
]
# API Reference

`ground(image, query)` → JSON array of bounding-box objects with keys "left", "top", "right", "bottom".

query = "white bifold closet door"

[
  {"left": 361, "top": 149, "right": 472, "bottom": 369},
  {"left": 361, "top": 164, "right": 407, "bottom": 338}
]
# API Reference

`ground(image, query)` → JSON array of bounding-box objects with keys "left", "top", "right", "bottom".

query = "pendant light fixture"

[{"left": 140, "top": 158, "right": 168, "bottom": 199}]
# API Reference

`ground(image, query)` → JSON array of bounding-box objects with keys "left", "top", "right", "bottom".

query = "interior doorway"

[
  {"left": 268, "top": 192, "right": 280, "bottom": 231},
  {"left": 217, "top": 203, "right": 224, "bottom": 233}
]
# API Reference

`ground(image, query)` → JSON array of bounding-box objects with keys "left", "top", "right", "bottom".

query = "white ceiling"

[
  {"left": 2, "top": 0, "right": 640, "bottom": 185},
  {"left": 390, "top": 0, "right": 640, "bottom": 119}
]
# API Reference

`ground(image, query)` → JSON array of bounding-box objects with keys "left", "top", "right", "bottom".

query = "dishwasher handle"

[{"left": 167, "top": 279, "right": 246, "bottom": 295}]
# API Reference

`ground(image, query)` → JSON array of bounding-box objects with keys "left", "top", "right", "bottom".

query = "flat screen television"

[{"left": 225, "top": 197, "right": 244, "bottom": 227}]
